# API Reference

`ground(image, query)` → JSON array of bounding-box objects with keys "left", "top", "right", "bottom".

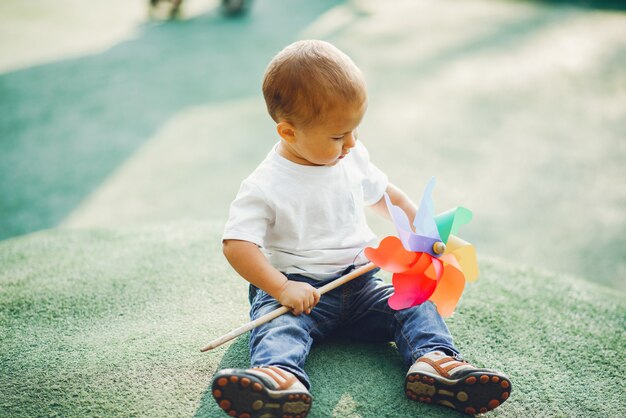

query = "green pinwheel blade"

[{"left": 434, "top": 206, "right": 473, "bottom": 244}]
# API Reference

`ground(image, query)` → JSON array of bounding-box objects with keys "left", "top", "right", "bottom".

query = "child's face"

[{"left": 279, "top": 100, "right": 367, "bottom": 166}]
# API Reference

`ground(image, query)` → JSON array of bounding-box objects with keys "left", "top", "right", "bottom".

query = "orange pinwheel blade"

[
  {"left": 428, "top": 254, "right": 466, "bottom": 317},
  {"left": 364, "top": 236, "right": 417, "bottom": 273}
]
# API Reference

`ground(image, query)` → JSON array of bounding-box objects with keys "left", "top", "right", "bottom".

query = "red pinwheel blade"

[
  {"left": 389, "top": 271, "right": 438, "bottom": 310},
  {"left": 388, "top": 252, "right": 441, "bottom": 310}
]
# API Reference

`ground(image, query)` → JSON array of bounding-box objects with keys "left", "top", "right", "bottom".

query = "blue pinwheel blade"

[{"left": 412, "top": 176, "right": 441, "bottom": 241}]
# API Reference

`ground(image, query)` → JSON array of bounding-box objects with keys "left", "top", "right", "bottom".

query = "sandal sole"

[
  {"left": 405, "top": 369, "right": 511, "bottom": 415},
  {"left": 212, "top": 369, "right": 312, "bottom": 418}
]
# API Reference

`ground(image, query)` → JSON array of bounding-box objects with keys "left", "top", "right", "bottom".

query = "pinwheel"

[{"left": 364, "top": 177, "right": 478, "bottom": 317}]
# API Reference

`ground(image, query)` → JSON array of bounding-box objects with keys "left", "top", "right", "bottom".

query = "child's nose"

[{"left": 344, "top": 132, "right": 357, "bottom": 149}]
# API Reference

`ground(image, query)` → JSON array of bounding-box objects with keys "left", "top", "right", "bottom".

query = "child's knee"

[{"left": 268, "top": 312, "right": 310, "bottom": 332}]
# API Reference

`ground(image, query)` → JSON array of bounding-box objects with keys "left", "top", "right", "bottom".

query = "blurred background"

[{"left": 1, "top": 0, "right": 625, "bottom": 290}]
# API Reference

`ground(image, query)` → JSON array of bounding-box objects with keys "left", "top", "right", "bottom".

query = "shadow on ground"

[
  {"left": 195, "top": 334, "right": 467, "bottom": 418},
  {"left": 527, "top": 0, "right": 626, "bottom": 10},
  {"left": 0, "top": 0, "right": 343, "bottom": 239}
]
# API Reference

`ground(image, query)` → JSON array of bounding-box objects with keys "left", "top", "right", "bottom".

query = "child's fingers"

[
  {"left": 290, "top": 298, "right": 305, "bottom": 316},
  {"left": 305, "top": 290, "right": 320, "bottom": 315},
  {"left": 312, "top": 289, "right": 321, "bottom": 305}
]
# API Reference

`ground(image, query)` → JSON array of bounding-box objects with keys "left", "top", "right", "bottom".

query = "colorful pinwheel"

[{"left": 364, "top": 177, "right": 479, "bottom": 317}]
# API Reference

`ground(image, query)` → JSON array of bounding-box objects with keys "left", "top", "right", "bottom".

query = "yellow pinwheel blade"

[{"left": 444, "top": 235, "right": 479, "bottom": 283}]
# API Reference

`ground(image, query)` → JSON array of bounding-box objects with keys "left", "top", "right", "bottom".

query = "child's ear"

[{"left": 277, "top": 122, "right": 297, "bottom": 144}]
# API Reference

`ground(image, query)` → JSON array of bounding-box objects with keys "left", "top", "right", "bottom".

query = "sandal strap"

[
  {"left": 250, "top": 366, "right": 297, "bottom": 390},
  {"left": 418, "top": 356, "right": 467, "bottom": 378}
]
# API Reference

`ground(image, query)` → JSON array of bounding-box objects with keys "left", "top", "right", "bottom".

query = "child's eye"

[{"left": 331, "top": 136, "right": 344, "bottom": 141}]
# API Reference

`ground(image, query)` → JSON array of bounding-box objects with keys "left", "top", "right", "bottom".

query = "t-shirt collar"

[{"left": 270, "top": 142, "right": 342, "bottom": 175}]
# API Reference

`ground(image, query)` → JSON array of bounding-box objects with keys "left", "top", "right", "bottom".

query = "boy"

[{"left": 212, "top": 40, "right": 511, "bottom": 417}]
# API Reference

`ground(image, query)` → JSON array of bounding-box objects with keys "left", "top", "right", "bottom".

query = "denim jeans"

[{"left": 248, "top": 265, "right": 461, "bottom": 389}]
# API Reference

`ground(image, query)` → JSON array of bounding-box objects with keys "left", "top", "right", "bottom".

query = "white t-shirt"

[{"left": 222, "top": 141, "right": 388, "bottom": 280}]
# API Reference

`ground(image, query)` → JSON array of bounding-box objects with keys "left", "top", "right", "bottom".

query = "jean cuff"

[{"left": 412, "top": 346, "right": 463, "bottom": 363}]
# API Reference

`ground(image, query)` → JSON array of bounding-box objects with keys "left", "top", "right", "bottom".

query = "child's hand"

[{"left": 277, "top": 281, "right": 321, "bottom": 315}]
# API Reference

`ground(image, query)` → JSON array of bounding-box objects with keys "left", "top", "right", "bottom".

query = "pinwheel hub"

[{"left": 432, "top": 241, "right": 446, "bottom": 255}]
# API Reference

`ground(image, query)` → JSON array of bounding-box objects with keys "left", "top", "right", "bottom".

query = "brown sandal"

[
  {"left": 405, "top": 351, "right": 511, "bottom": 415},
  {"left": 212, "top": 366, "right": 312, "bottom": 418}
]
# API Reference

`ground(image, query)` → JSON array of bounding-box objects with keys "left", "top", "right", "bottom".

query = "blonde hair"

[{"left": 262, "top": 40, "right": 367, "bottom": 127}]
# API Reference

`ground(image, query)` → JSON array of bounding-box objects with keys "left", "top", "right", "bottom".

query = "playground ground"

[{"left": 1, "top": 0, "right": 625, "bottom": 417}]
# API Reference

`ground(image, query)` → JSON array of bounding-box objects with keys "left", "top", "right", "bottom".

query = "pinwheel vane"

[{"left": 364, "top": 177, "right": 478, "bottom": 317}]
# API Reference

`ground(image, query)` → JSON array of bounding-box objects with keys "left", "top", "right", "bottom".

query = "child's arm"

[
  {"left": 370, "top": 182, "right": 417, "bottom": 221},
  {"left": 223, "top": 239, "right": 320, "bottom": 315}
]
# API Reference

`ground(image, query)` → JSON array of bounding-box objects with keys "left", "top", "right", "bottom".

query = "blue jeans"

[{"left": 248, "top": 265, "right": 461, "bottom": 389}]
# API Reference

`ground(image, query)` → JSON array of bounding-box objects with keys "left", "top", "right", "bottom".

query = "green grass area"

[
  {"left": 1, "top": 223, "right": 624, "bottom": 417},
  {"left": 0, "top": 0, "right": 342, "bottom": 240}
]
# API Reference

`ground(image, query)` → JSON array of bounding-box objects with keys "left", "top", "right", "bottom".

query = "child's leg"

[
  {"left": 346, "top": 274, "right": 511, "bottom": 414},
  {"left": 212, "top": 284, "right": 340, "bottom": 418},
  {"left": 248, "top": 293, "right": 317, "bottom": 388},
  {"left": 248, "top": 282, "right": 343, "bottom": 388},
  {"left": 344, "top": 275, "right": 460, "bottom": 364}
]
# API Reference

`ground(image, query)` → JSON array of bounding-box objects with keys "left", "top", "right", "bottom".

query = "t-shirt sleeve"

[
  {"left": 222, "top": 180, "right": 273, "bottom": 247},
  {"left": 353, "top": 142, "right": 388, "bottom": 205}
]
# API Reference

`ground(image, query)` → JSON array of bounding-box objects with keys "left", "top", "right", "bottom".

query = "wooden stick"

[{"left": 200, "top": 262, "right": 377, "bottom": 352}]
